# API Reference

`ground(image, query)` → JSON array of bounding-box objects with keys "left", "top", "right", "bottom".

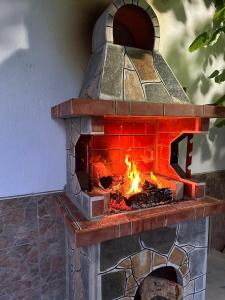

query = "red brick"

[
  {"left": 146, "top": 121, "right": 157, "bottom": 134},
  {"left": 90, "top": 150, "right": 107, "bottom": 163},
  {"left": 122, "top": 122, "right": 146, "bottom": 135},
  {"left": 92, "top": 136, "right": 120, "bottom": 149},
  {"left": 120, "top": 136, "right": 134, "bottom": 148},
  {"left": 105, "top": 122, "right": 122, "bottom": 135},
  {"left": 107, "top": 149, "right": 121, "bottom": 163},
  {"left": 157, "top": 133, "right": 179, "bottom": 146},
  {"left": 157, "top": 118, "right": 196, "bottom": 133},
  {"left": 164, "top": 104, "right": 195, "bottom": 117},
  {"left": 108, "top": 162, "right": 126, "bottom": 176},
  {"left": 133, "top": 135, "right": 155, "bottom": 147},
  {"left": 51, "top": 106, "right": 59, "bottom": 118},
  {"left": 72, "top": 99, "right": 115, "bottom": 116}
]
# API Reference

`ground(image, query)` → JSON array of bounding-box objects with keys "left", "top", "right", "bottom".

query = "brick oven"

[{"left": 51, "top": 1, "right": 225, "bottom": 299}]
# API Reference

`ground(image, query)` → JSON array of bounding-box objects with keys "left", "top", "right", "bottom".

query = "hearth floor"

[
  {"left": 207, "top": 250, "right": 225, "bottom": 299},
  {"left": 56, "top": 193, "right": 225, "bottom": 247}
]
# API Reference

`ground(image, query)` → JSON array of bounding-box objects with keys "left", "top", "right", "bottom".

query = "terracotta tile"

[
  {"left": 143, "top": 218, "right": 152, "bottom": 231},
  {"left": 59, "top": 100, "right": 71, "bottom": 117},
  {"left": 193, "top": 105, "right": 204, "bottom": 116},
  {"left": 195, "top": 206, "right": 205, "bottom": 219},
  {"left": 51, "top": 106, "right": 59, "bottom": 118},
  {"left": 151, "top": 215, "right": 166, "bottom": 229},
  {"left": 199, "top": 118, "right": 210, "bottom": 131},
  {"left": 166, "top": 208, "right": 195, "bottom": 226},
  {"left": 204, "top": 105, "right": 225, "bottom": 118},
  {"left": 92, "top": 200, "right": 105, "bottom": 217},
  {"left": 116, "top": 101, "right": 130, "bottom": 115},
  {"left": 119, "top": 222, "right": 132, "bottom": 237},
  {"left": 195, "top": 184, "right": 205, "bottom": 199},
  {"left": 204, "top": 203, "right": 221, "bottom": 217},
  {"left": 131, "top": 102, "right": 163, "bottom": 116},
  {"left": 76, "top": 226, "right": 119, "bottom": 247},
  {"left": 91, "top": 117, "right": 104, "bottom": 133},
  {"left": 131, "top": 219, "right": 144, "bottom": 234},
  {"left": 71, "top": 99, "right": 115, "bottom": 116},
  {"left": 164, "top": 104, "right": 195, "bottom": 117}
]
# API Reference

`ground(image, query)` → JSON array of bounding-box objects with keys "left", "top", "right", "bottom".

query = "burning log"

[{"left": 126, "top": 181, "right": 173, "bottom": 209}]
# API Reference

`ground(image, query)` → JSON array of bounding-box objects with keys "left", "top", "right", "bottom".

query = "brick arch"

[{"left": 92, "top": 0, "right": 160, "bottom": 53}]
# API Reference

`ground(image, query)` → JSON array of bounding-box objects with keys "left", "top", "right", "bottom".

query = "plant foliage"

[{"left": 189, "top": 0, "right": 225, "bottom": 127}]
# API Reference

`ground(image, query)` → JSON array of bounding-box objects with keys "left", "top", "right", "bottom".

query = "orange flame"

[
  {"left": 125, "top": 155, "right": 141, "bottom": 195},
  {"left": 150, "top": 172, "right": 163, "bottom": 189}
]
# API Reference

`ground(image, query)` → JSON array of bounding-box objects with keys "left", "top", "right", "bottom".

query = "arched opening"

[
  {"left": 134, "top": 267, "right": 183, "bottom": 300},
  {"left": 113, "top": 5, "right": 155, "bottom": 50}
]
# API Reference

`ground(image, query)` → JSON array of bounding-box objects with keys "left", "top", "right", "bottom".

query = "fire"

[
  {"left": 125, "top": 155, "right": 141, "bottom": 195},
  {"left": 149, "top": 172, "right": 163, "bottom": 189},
  {"left": 124, "top": 155, "right": 163, "bottom": 195}
]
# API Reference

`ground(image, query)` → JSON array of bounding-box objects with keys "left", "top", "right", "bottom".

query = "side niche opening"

[
  {"left": 113, "top": 5, "right": 155, "bottom": 50},
  {"left": 75, "top": 135, "right": 92, "bottom": 192},
  {"left": 134, "top": 266, "right": 183, "bottom": 300},
  {"left": 170, "top": 133, "right": 194, "bottom": 179}
]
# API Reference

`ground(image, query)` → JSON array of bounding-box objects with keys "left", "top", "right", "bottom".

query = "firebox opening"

[
  {"left": 134, "top": 266, "right": 183, "bottom": 300},
  {"left": 113, "top": 5, "right": 155, "bottom": 50}
]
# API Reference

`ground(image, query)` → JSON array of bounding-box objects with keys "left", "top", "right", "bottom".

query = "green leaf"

[
  {"left": 215, "top": 70, "right": 225, "bottom": 83},
  {"left": 213, "top": 6, "right": 225, "bottom": 23},
  {"left": 209, "top": 70, "right": 220, "bottom": 78},
  {"left": 215, "top": 118, "right": 225, "bottom": 128},
  {"left": 213, "top": 94, "right": 225, "bottom": 105},
  {"left": 189, "top": 32, "right": 210, "bottom": 52},
  {"left": 207, "top": 26, "right": 225, "bottom": 45}
]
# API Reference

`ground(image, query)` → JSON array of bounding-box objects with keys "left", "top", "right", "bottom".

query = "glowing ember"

[
  {"left": 149, "top": 171, "right": 163, "bottom": 189},
  {"left": 125, "top": 155, "right": 141, "bottom": 195}
]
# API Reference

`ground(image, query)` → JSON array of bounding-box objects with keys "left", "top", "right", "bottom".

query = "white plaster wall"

[{"left": 0, "top": 0, "right": 224, "bottom": 197}]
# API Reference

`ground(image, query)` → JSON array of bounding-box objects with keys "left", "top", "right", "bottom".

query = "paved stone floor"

[{"left": 206, "top": 250, "right": 225, "bottom": 299}]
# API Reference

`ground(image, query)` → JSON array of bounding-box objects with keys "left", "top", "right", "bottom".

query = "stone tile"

[
  {"left": 138, "top": 0, "right": 150, "bottom": 10},
  {"left": 124, "top": 54, "right": 134, "bottom": 70},
  {"left": 168, "top": 246, "right": 186, "bottom": 267},
  {"left": 0, "top": 287, "right": 41, "bottom": 300},
  {"left": 100, "top": 44, "right": 124, "bottom": 100},
  {"left": 0, "top": 200, "right": 38, "bottom": 250},
  {"left": 0, "top": 196, "right": 37, "bottom": 216},
  {"left": 141, "top": 226, "right": 176, "bottom": 255},
  {"left": 189, "top": 248, "right": 207, "bottom": 279},
  {"left": 193, "top": 290, "right": 205, "bottom": 300},
  {"left": 144, "top": 83, "right": 172, "bottom": 103},
  {"left": 41, "top": 278, "right": 66, "bottom": 300},
  {"left": 177, "top": 219, "right": 208, "bottom": 247},
  {"left": 184, "top": 280, "right": 195, "bottom": 297},
  {"left": 0, "top": 243, "right": 40, "bottom": 296},
  {"left": 153, "top": 53, "right": 189, "bottom": 103},
  {"left": 126, "top": 275, "right": 137, "bottom": 290},
  {"left": 153, "top": 253, "right": 167, "bottom": 267},
  {"left": 126, "top": 48, "right": 160, "bottom": 82},
  {"left": 124, "top": 69, "right": 145, "bottom": 101},
  {"left": 100, "top": 235, "right": 141, "bottom": 271},
  {"left": 118, "top": 258, "right": 131, "bottom": 269},
  {"left": 195, "top": 275, "right": 206, "bottom": 293},
  {"left": 131, "top": 250, "right": 151, "bottom": 281},
  {"left": 102, "top": 271, "right": 126, "bottom": 300}
]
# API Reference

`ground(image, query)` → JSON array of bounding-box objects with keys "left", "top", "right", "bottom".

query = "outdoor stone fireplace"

[{"left": 51, "top": 0, "right": 225, "bottom": 299}]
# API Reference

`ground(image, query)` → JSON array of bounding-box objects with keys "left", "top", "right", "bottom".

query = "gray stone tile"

[
  {"left": 189, "top": 248, "right": 207, "bottom": 279},
  {"left": 100, "top": 44, "right": 124, "bottom": 100},
  {"left": 177, "top": 219, "right": 208, "bottom": 247},
  {"left": 153, "top": 53, "right": 189, "bottom": 103},
  {"left": 144, "top": 83, "right": 172, "bottom": 103},
  {"left": 100, "top": 235, "right": 141, "bottom": 271},
  {"left": 141, "top": 226, "right": 176, "bottom": 255}
]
